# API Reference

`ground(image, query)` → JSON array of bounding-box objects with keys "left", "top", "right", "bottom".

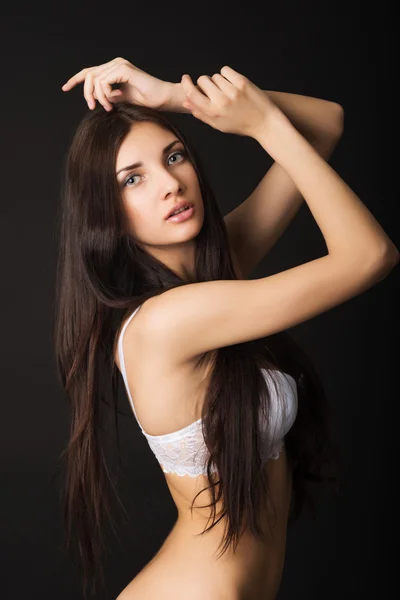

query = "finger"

[
  {"left": 219, "top": 65, "right": 247, "bottom": 89},
  {"left": 98, "top": 65, "right": 130, "bottom": 107},
  {"left": 195, "top": 75, "right": 225, "bottom": 104},
  {"left": 210, "top": 73, "right": 237, "bottom": 99},
  {"left": 89, "top": 64, "right": 130, "bottom": 108},
  {"left": 93, "top": 88, "right": 121, "bottom": 102},
  {"left": 83, "top": 72, "right": 96, "bottom": 109},
  {"left": 94, "top": 77, "right": 113, "bottom": 111},
  {"left": 181, "top": 74, "right": 211, "bottom": 113},
  {"left": 102, "top": 63, "right": 131, "bottom": 88},
  {"left": 61, "top": 58, "right": 121, "bottom": 91},
  {"left": 61, "top": 68, "right": 90, "bottom": 91},
  {"left": 99, "top": 72, "right": 123, "bottom": 99},
  {"left": 108, "top": 90, "right": 124, "bottom": 104},
  {"left": 90, "top": 63, "right": 128, "bottom": 110}
]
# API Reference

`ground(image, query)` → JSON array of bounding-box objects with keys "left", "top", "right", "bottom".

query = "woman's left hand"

[{"left": 61, "top": 57, "right": 171, "bottom": 112}]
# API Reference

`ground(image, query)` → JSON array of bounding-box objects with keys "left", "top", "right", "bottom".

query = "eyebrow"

[{"left": 116, "top": 140, "right": 182, "bottom": 177}]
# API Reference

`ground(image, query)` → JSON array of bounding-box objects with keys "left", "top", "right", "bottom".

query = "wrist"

[
  {"left": 251, "top": 106, "right": 290, "bottom": 145},
  {"left": 253, "top": 109, "right": 301, "bottom": 158},
  {"left": 159, "top": 82, "right": 191, "bottom": 113}
]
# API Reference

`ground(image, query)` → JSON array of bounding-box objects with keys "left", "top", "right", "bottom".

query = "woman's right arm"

[{"left": 139, "top": 111, "right": 398, "bottom": 363}]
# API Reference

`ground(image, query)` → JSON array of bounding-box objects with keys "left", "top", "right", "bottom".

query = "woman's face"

[{"left": 116, "top": 121, "right": 204, "bottom": 257}]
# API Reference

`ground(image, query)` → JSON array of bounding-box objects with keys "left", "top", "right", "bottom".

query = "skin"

[
  {"left": 116, "top": 121, "right": 205, "bottom": 281},
  {"left": 61, "top": 58, "right": 399, "bottom": 598}
]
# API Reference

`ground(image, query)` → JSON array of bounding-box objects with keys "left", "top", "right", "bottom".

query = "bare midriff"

[{"left": 151, "top": 447, "right": 293, "bottom": 600}]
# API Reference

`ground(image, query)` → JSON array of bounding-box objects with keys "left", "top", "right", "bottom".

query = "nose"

[{"left": 162, "top": 170, "right": 184, "bottom": 198}]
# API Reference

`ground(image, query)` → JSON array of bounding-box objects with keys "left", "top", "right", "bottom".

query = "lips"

[
  {"left": 165, "top": 201, "right": 193, "bottom": 220},
  {"left": 166, "top": 206, "right": 194, "bottom": 223}
]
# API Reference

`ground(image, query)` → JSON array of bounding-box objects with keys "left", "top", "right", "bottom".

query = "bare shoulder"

[
  {"left": 114, "top": 245, "right": 245, "bottom": 372},
  {"left": 113, "top": 299, "right": 161, "bottom": 370}
]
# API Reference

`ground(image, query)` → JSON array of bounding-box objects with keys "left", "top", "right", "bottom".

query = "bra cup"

[{"left": 118, "top": 307, "right": 298, "bottom": 477}]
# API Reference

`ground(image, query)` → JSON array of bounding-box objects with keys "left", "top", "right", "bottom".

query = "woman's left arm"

[
  {"left": 260, "top": 89, "right": 344, "bottom": 147},
  {"left": 162, "top": 82, "right": 344, "bottom": 150}
]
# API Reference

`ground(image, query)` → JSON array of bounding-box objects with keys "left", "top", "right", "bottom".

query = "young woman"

[{"left": 56, "top": 57, "right": 399, "bottom": 600}]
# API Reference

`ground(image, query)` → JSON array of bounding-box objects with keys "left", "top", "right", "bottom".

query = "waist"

[
  {"left": 147, "top": 449, "right": 292, "bottom": 600},
  {"left": 164, "top": 509, "right": 289, "bottom": 600},
  {"left": 171, "top": 450, "right": 292, "bottom": 562}
]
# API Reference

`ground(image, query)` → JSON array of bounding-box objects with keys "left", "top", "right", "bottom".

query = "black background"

[{"left": 1, "top": 1, "right": 398, "bottom": 598}]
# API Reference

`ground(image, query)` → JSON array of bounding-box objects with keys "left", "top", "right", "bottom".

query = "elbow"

[
  {"left": 368, "top": 242, "right": 400, "bottom": 281},
  {"left": 330, "top": 103, "right": 345, "bottom": 141}
]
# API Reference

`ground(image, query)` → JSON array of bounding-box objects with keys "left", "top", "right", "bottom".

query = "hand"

[
  {"left": 61, "top": 57, "right": 171, "bottom": 112},
  {"left": 180, "top": 66, "right": 279, "bottom": 138}
]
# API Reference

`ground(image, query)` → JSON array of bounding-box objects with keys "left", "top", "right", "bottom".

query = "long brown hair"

[{"left": 53, "top": 102, "right": 340, "bottom": 598}]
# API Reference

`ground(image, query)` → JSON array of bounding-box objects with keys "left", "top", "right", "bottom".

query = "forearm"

[
  {"left": 256, "top": 111, "right": 398, "bottom": 261},
  {"left": 161, "top": 82, "right": 343, "bottom": 148},
  {"left": 264, "top": 90, "right": 343, "bottom": 144}
]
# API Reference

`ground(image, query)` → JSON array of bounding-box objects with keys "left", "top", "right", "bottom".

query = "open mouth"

[{"left": 166, "top": 206, "right": 194, "bottom": 222}]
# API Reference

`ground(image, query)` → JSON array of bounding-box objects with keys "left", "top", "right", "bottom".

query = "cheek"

[{"left": 124, "top": 204, "right": 164, "bottom": 240}]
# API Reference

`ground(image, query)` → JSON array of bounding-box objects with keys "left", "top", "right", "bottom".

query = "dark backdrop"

[{"left": 1, "top": 1, "right": 398, "bottom": 598}]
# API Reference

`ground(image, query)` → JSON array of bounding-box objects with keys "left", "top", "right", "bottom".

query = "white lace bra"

[{"left": 118, "top": 304, "right": 298, "bottom": 478}]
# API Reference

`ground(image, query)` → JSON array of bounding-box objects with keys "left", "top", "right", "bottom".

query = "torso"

[{"left": 113, "top": 251, "right": 293, "bottom": 600}]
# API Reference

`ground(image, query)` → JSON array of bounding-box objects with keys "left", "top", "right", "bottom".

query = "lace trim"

[
  {"left": 150, "top": 438, "right": 286, "bottom": 477},
  {"left": 146, "top": 430, "right": 217, "bottom": 477}
]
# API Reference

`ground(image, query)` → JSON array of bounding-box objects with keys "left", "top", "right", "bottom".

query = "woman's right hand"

[
  {"left": 61, "top": 57, "right": 171, "bottom": 112},
  {"left": 180, "top": 66, "right": 280, "bottom": 138}
]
